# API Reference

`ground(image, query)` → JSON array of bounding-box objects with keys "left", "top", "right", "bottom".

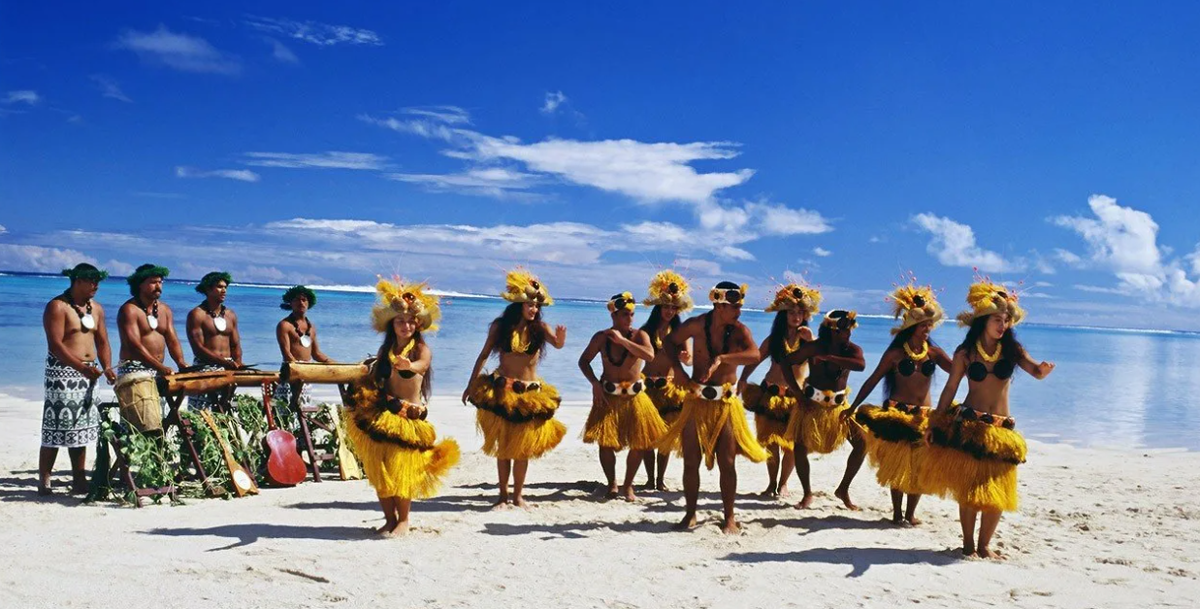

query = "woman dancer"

[
  {"left": 344, "top": 277, "right": 460, "bottom": 537},
  {"left": 927, "top": 279, "right": 1054, "bottom": 558},
  {"left": 638, "top": 270, "right": 693, "bottom": 491},
  {"left": 738, "top": 283, "right": 820, "bottom": 498},
  {"left": 463, "top": 268, "right": 568, "bottom": 509},
  {"left": 847, "top": 278, "right": 951, "bottom": 524}
]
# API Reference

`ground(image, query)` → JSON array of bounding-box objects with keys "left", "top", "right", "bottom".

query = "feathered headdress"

[
  {"left": 821, "top": 309, "right": 858, "bottom": 330},
  {"left": 642, "top": 270, "right": 693, "bottom": 311},
  {"left": 709, "top": 282, "right": 748, "bottom": 305},
  {"left": 607, "top": 292, "right": 636, "bottom": 313},
  {"left": 764, "top": 283, "right": 822, "bottom": 315},
  {"left": 500, "top": 267, "right": 553, "bottom": 305},
  {"left": 371, "top": 276, "right": 441, "bottom": 333},
  {"left": 955, "top": 277, "right": 1025, "bottom": 327},
  {"left": 887, "top": 275, "right": 944, "bottom": 335}
]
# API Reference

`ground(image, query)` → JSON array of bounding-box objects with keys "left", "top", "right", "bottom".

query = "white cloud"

[
  {"left": 3, "top": 90, "right": 40, "bottom": 105},
  {"left": 242, "top": 151, "right": 387, "bottom": 170},
  {"left": 265, "top": 38, "right": 299, "bottom": 64},
  {"left": 747, "top": 202, "right": 832, "bottom": 235},
  {"left": 244, "top": 16, "right": 382, "bottom": 46},
  {"left": 1053, "top": 194, "right": 1200, "bottom": 307},
  {"left": 911, "top": 213, "right": 1017, "bottom": 273},
  {"left": 175, "top": 166, "right": 260, "bottom": 182},
  {"left": 672, "top": 258, "right": 723, "bottom": 277},
  {"left": 1054, "top": 248, "right": 1083, "bottom": 266},
  {"left": 813, "top": 247, "right": 831, "bottom": 257},
  {"left": 132, "top": 191, "right": 185, "bottom": 199},
  {"left": 0, "top": 224, "right": 7, "bottom": 234},
  {"left": 102, "top": 259, "right": 135, "bottom": 275},
  {"left": 115, "top": 26, "right": 241, "bottom": 75},
  {"left": 0, "top": 244, "right": 99, "bottom": 272},
  {"left": 90, "top": 75, "right": 132, "bottom": 102},
  {"left": 1034, "top": 281, "right": 1054, "bottom": 288},
  {"left": 541, "top": 91, "right": 567, "bottom": 115},
  {"left": 386, "top": 167, "right": 541, "bottom": 197}
]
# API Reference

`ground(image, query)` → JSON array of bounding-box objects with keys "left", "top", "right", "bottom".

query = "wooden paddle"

[
  {"left": 198, "top": 410, "right": 259, "bottom": 497},
  {"left": 327, "top": 406, "right": 363, "bottom": 481}
]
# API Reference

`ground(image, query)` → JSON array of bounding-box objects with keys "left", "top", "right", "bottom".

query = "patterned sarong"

[
  {"left": 274, "top": 380, "right": 313, "bottom": 410},
  {"left": 187, "top": 362, "right": 227, "bottom": 410},
  {"left": 42, "top": 353, "right": 99, "bottom": 448}
]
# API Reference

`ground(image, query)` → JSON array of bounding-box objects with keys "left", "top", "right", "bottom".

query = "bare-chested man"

[
  {"left": 39, "top": 263, "right": 117, "bottom": 495},
  {"left": 782, "top": 309, "right": 867, "bottom": 510},
  {"left": 275, "top": 285, "right": 332, "bottom": 409},
  {"left": 657, "top": 281, "right": 769, "bottom": 534},
  {"left": 186, "top": 272, "right": 242, "bottom": 410},
  {"left": 578, "top": 292, "right": 666, "bottom": 501},
  {"left": 118, "top": 263, "right": 189, "bottom": 385}
]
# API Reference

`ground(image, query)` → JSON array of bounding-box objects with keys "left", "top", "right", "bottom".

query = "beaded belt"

[
  {"left": 760, "top": 382, "right": 790, "bottom": 397},
  {"left": 489, "top": 373, "right": 542, "bottom": 394},
  {"left": 804, "top": 384, "right": 848, "bottom": 406},
  {"left": 602, "top": 379, "right": 645, "bottom": 396},
  {"left": 693, "top": 384, "right": 735, "bottom": 400},
  {"left": 643, "top": 376, "right": 670, "bottom": 390},
  {"left": 881, "top": 399, "right": 928, "bottom": 415},
  {"left": 954, "top": 404, "right": 1016, "bottom": 429}
]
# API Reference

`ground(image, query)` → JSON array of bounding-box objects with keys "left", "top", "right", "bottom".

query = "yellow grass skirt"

[
  {"left": 656, "top": 390, "right": 769, "bottom": 469},
  {"left": 583, "top": 391, "right": 667, "bottom": 451},
  {"left": 787, "top": 391, "right": 852, "bottom": 455},
  {"left": 923, "top": 405, "right": 1027, "bottom": 512},
  {"left": 645, "top": 378, "right": 687, "bottom": 451},
  {"left": 855, "top": 402, "right": 934, "bottom": 495},
  {"left": 343, "top": 387, "right": 460, "bottom": 500},
  {"left": 743, "top": 384, "right": 797, "bottom": 450},
  {"left": 467, "top": 374, "right": 567, "bottom": 460}
]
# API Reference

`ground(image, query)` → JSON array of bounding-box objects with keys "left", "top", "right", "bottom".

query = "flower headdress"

[
  {"left": 371, "top": 276, "right": 441, "bottom": 333},
  {"left": 764, "top": 283, "right": 822, "bottom": 316},
  {"left": 887, "top": 274, "right": 944, "bottom": 335},
  {"left": 955, "top": 276, "right": 1025, "bottom": 328},
  {"left": 607, "top": 292, "right": 636, "bottom": 313},
  {"left": 501, "top": 267, "right": 553, "bottom": 305},
  {"left": 642, "top": 270, "right": 693, "bottom": 311},
  {"left": 821, "top": 309, "right": 858, "bottom": 330}
]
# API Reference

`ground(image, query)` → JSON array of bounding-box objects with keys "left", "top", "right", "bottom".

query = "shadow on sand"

[
  {"left": 143, "top": 523, "right": 370, "bottom": 551},
  {"left": 721, "top": 545, "right": 960, "bottom": 577}
]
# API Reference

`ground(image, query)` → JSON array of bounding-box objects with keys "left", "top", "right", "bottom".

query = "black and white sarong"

[{"left": 42, "top": 353, "right": 99, "bottom": 448}]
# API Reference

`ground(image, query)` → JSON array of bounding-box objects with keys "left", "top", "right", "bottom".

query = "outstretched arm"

[
  {"left": 1018, "top": 351, "right": 1055, "bottom": 379},
  {"left": 545, "top": 322, "right": 567, "bottom": 349},
  {"left": 736, "top": 338, "right": 770, "bottom": 393},
  {"left": 849, "top": 348, "right": 899, "bottom": 411}
]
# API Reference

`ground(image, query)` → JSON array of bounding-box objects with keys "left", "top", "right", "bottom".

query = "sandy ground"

[{"left": 2, "top": 390, "right": 1198, "bottom": 609}]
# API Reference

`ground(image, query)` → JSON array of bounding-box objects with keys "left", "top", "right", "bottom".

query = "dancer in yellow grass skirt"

[
  {"left": 578, "top": 292, "right": 667, "bottom": 501},
  {"left": 462, "top": 268, "right": 568, "bottom": 509},
  {"left": 781, "top": 309, "right": 867, "bottom": 510},
  {"left": 737, "top": 283, "right": 820, "bottom": 498},
  {"left": 928, "top": 278, "right": 1055, "bottom": 558},
  {"left": 656, "top": 281, "right": 768, "bottom": 534},
  {"left": 343, "top": 277, "right": 460, "bottom": 537},
  {"left": 845, "top": 275, "right": 952, "bottom": 525},
  {"left": 638, "top": 270, "right": 693, "bottom": 491}
]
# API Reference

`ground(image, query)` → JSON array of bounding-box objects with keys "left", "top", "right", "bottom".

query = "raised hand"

[{"left": 555, "top": 325, "right": 568, "bottom": 344}]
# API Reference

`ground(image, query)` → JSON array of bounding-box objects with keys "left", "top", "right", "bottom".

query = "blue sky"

[{"left": 3, "top": 2, "right": 1200, "bottom": 329}]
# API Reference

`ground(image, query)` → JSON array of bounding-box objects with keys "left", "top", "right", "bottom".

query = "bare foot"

[
  {"left": 377, "top": 520, "right": 398, "bottom": 537},
  {"left": 621, "top": 486, "right": 637, "bottom": 502},
  {"left": 513, "top": 496, "right": 531, "bottom": 509},
  {"left": 642, "top": 480, "right": 656, "bottom": 491},
  {"left": 656, "top": 481, "right": 670, "bottom": 492},
  {"left": 834, "top": 488, "right": 860, "bottom": 510},
  {"left": 795, "top": 493, "right": 814, "bottom": 509},
  {"left": 758, "top": 484, "right": 778, "bottom": 498},
  {"left": 71, "top": 480, "right": 89, "bottom": 495},
  {"left": 776, "top": 484, "right": 790, "bottom": 498},
  {"left": 490, "top": 497, "right": 511, "bottom": 511},
  {"left": 906, "top": 516, "right": 922, "bottom": 526},
  {"left": 389, "top": 521, "right": 411, "bottom": 536},
  {"left": 961, "top": 545, "right": 976, "bottom": 557},
  {"left": 721, "top": 519, "right": 741, "bottom": 535},
  {"left": 604, "top": 486, "right": 619, "bottom": 500},
  {"left": 37, "top": 483, "right": 53, "bottom": 497},
  {"left": 673, "top": 512, "right": 699, "bottom": 531},
  {"left": 977, "top": 547, "right": 1005, "bottom": 560},
  {"left": 891, "top": 514, "right": 906, "bottom": 526}
]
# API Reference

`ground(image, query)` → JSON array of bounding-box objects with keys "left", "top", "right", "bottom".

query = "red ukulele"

[{"left": 261, "top": 382, "right": 307, "bottom": 486}]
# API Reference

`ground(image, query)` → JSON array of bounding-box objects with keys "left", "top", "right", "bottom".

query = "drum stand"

[
  {"left": 95, "top": 403, "right": 178, "bottom": 507},
  {"left": 286, "top": 381, "right": 354, "bottom": 482}
]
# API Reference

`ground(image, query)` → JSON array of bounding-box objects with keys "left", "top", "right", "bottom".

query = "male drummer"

[
  {"left": 185, "top": 271, "right": 243, "bottom": 410},
  {"left": 275, "top": 285, "right": 332, "bottom": 408}
]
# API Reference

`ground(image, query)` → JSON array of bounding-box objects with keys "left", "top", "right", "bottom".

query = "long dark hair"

[
  {"left": 767, "top": 311, "right": 796, "bottom": 364},
  {"left": 881, "top": 324, "right": 945, "bottom": 399},
  {"left": 956, "top": 315, "right": 1025, "bottom": 371},
  {"left": 639, "top": 305, "right": 681, "bottom": 346},
  {"left": 491, "top": 302, "right": 548, "bottom": 358},
  {"left": 374, "top": 323, "right": 432, "bottom": 403}
]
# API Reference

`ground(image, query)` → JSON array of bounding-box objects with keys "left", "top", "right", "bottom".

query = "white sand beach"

[{"left": 2, "top": 393, "right": 1198, "bottom": 609}]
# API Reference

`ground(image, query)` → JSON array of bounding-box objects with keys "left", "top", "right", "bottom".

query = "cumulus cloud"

[
  {"left": 115, "top": 26, "right": 241, "bottom": 75},
  {"left": 1053, "top": 194, "right": 1200, "bottom": 307},
  {"left": 813, "top": 247, "right": 831, "bottom": 257},
  {"left": 0, "top": 244, "right": 99, "bottom": 272},
  {"left": 242, "top": 151, "right": 387, "bottom": 170},
  {"left": 244, "top": 16, "right": 382, "bottom": 46},
  {"left": 3, "top": 90, "right": 40, "bottom": 105},
  {"left": 911, "top": 213, "right": 1017, "bottom": 273},
  {"left": 175, "top": 166, "right": 260, "bottom": 182},
  {"left": 90, "top": 75, "right": 132, "bottom": 102}
]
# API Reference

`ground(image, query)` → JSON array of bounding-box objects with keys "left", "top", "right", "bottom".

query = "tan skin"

[
  {"left": 375, "top": 313, "right": 432, "bottom": 538},
  {"left": 844, "top": 320, "right": 952, "bottom": 525},
  {"left": 577, "top": 307, "right": 656, "bottom": 502},
  {"left": 935, "top": 312, "right": 1054, "bottom": 559},
  {"left": 737, "top": 308, "right": 814, "bottom": 498},
  {"left": 665, "top": 302, "right": 759, "bottom": 535},
  {"left": 39, "top": 277, "right": 116, "bottom": 494},
  {"left": 275, "top": 294, "right": 333, "bottom": 401},
  {"left": 186, "top": 280, "right": 243, "bottom": 369},
  {"left": 639, "top": 305, "right": 692, "bottom": 491},
  {"left": 782, "top": 324, "right": 866, "bottom": 510},
  {"left": 118, "top": 276, "right": 188, "bottom": 376},
  {"left": 462, "top": 300, "right": 567, "bottom": 509}
]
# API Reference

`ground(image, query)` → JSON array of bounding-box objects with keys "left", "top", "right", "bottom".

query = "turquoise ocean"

[{"left": 3, "top": 273, "right": 1198, "bottom": 450}]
